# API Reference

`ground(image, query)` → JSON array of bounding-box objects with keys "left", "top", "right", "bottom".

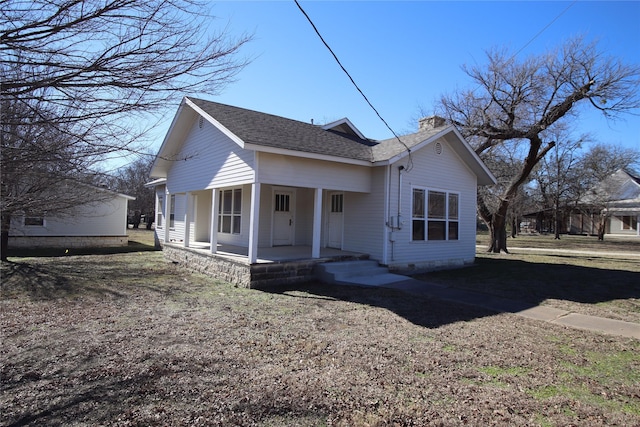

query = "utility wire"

[
  {"left": 294, "top": 0, "right": 413, "bottom": 170},
  {"left": 510, "top": 0, "right": 577, "bottom": 61}
]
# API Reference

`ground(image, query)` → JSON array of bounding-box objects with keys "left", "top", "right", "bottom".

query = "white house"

[
  {"left": 603, "top": 169, "right": 640, "bottom": 236},
  {"left": 8, "top": 187, "right": 135, "bottom": 249},
  {"left": 148, "top": 97, "right": 496, "bottom": 287}
]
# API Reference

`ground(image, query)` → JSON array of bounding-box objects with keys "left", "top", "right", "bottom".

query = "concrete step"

[{"left": 316, "top": 260, "right": 408, "bottom": 287}]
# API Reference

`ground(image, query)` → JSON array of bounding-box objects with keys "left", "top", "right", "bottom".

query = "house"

[
  {"left": 575, "top": 169, "right": 640, "bottom": 237},
  {"left": 8, "top": 187, "right": 135, "bottom": 249},
  {"left": 148, "top": 97, "right": 496, "bottom": 287}
]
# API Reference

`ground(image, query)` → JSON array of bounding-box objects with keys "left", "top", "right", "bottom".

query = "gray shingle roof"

[
  {"left": 189, "top": 98, "right": 378, "bottom": 162},
  {"left": 188, "top": 97, "right": 452, "bottom": 163}
]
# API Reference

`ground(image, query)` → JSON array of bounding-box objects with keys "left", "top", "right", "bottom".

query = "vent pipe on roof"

[{"left": 419, "top": 116, "right": 447, "bottom": 131}]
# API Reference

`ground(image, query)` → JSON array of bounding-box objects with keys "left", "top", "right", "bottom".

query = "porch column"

[
  {"left": 184, "top": 192, "right": 192, "bottom": 248},
  {"left": 248, "top": 183, "right": 261, "bottom": 263},
  {"left": 210, "top": 188, "right": 219, "bottom": 254},
  {"left": 164, "top": 190, "right": 171, "bottom": 243},
  {"left": 312, "top": 187, "right": 323, "bottom": 258}
]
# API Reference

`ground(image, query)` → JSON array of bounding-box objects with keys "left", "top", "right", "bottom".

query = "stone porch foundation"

[{"left": 162, "top": 244, "right": 369, "bottom": 288}]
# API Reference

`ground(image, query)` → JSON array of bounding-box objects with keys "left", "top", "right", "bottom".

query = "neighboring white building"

[
  {"left": 598, "top": 169, "right": 640, "bottom": 236},
  {"left": 8, "top": 187, "right": 135, "bottom": 249},
  {"left": 148, "top": 97, "right": 496, "bottom": 285}
]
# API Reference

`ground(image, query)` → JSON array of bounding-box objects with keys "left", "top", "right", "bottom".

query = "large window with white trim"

[
  {"left": 412, "top": 188, "right": 459, "bottom": 241},
  {"left": 218, "top": 188, "right": 242, "bottom": 234}
]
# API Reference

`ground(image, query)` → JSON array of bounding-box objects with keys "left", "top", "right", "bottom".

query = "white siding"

[
  {"left": 166, "top": 119, "right": 254, "bottom": 194},
  {"left": 342, "top": 167, "right": 387, "bottom": 260},
  {"left": 9, "top": 195, "right": 129, "bottom": 237},
  {"left": 193, "top": 190, "right": 212, "bottom": 242},
  {"left": 168, "top": 193, "right": 186, "bottom": 243},
  {"left": 257, "top": 152, "right": 371, "bottom": 192},
  {"left": 387, "top": 138, "right": 478, "bottom": 267},
  {"left": 294, "top": 188, "right": 314, "bottom": 246}
]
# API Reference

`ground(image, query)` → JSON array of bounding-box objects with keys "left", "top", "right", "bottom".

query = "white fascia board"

[
  {"left": 373, "top": 127, "right": 497, "bottom": 185},
  {"left": 144, "top": 178, "right": 167, "bottom": 188},
  {"left": 184, "top": 98, "right": 245, "bottom": 148},
  {"left": 321, "top": 117, "right": 366, "bottom": 140},
  {"left": 244, "top": 143, "right": 372, "bottom": 167},
  {"left": 150, "top": 100, "right": 188, "bottom": 178}
]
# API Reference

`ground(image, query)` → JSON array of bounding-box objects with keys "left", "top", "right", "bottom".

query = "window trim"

[
  {"left": 218, "top": 187, "right": 242, "bottom": 235},
  {"left": 156, "top": 194, "right": 164, "bottom": 228},
  {"left": 169, "top": 194, "right": 176, "bottom": 229},
  {"left": 24, "top": 213, "right": 45, "bottom": 227},
  {"left": 411, "top": 186, "right": 460, "bottom": 242}
]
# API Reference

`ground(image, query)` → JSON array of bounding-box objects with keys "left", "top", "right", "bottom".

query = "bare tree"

[
  {"left": 1, "top": 0, "right": 251, "bottom": 260},
  {"left": 531, "top": 127, "right": 586, "bottom": 239},
  {"left": 439, "top": 37, "right": 640, "bottom": 253},
  {"left": 109, "top": 157, "right": 156, "bottom": 229}
]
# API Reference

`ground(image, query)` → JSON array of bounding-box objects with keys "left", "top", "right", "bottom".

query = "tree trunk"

[
  {"left": 487, "top": 202, "right": 510, "bottom": 253},
  {"left": 1, "top": 213, "right": 10, "bottom": 262},
  {"left": 597, "top": 215, "right": 606, "bottom": 241}
]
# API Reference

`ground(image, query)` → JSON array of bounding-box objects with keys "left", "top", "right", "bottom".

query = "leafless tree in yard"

[
  {"left": 109, "top": 157, "right": 156, "bottom": 229},
  {"left": 439, "top": 37, "right": 640, "bottom": 253},
  {"left": 1, "top": 0, "right": 251, "bottom": 260}
]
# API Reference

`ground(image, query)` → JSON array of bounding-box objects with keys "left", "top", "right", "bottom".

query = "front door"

[
  {"left": 327, "top": 192, "right": 344, "bottom": 249},
  {"left": 273, "top": 190, "right": 294, "bottom": 246}
]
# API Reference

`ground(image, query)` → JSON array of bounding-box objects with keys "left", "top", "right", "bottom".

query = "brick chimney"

[{"left": 419, "top": 116, "right": 447, "bottom": 131}]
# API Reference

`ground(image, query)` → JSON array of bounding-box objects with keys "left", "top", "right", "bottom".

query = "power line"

[
  {"left": 293, "top": 0, "right": 413, "bottom": 170},
  {"left": 511, "top": 0, "right": 577, "bottom": 61}
]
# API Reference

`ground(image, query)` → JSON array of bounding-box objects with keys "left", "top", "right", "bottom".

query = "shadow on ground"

[
  {"left": 6, "top": 239, "right": 159, "bottom": 258},
  {"left": 262, "top": 254, "right": 640, "bottom": 328},
  {"left": 420, "top": 255, "right": 640, "bottom": 307},
  {"left": 260, "top": 281, "right": 497, "bottom": 329}
]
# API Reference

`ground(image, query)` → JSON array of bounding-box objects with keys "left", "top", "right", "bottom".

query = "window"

[
  {"left": 412, "top": 188, "right": 459, "bottom": 241},
  {"left": 218, "top": 188, "right": 242, "bottom": 234},
  {"left": 157, "top": 195, "right": 164, "bottom": 227},
  {"left": 331, "top": 193, "right": 343, "bottom": 213},
  {"left": 24, "top": 214, "right": 45, "bottom": 227},
  {"left": 621, "top": 215, "right": 637, "bottom": 231},
  {"left": 169, "top": 194, "right": 176, "bottom": 228}
]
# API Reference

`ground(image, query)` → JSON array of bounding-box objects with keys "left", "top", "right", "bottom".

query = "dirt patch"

[{"left": 2, "top": 251, "right": 639, "bottom": 426}]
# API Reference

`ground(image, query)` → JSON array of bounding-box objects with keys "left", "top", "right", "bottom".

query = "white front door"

[
  {"left": 273, "top": 190, "right": 294, "bottom": 246},
  {"left": 327, "top": 192, "right": 344, "bottom": 249}
]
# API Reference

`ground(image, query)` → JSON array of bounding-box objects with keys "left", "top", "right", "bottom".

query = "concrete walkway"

[{"left": 372, "top": 278, "right": 640, "bottom": 340}]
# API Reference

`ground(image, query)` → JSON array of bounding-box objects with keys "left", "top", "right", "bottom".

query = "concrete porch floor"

[{"left": 185, "top": 241, "right": 368, "bottom": 264}]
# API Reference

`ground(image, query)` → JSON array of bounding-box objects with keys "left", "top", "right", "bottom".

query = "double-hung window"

[
  {"left": 157, "top": 195, "right": 164, "bottom": 228},
  {"left": 412, "top": 188, "right": 459, "bottom": 241},
  {"left": 218, "top": 188, "right": 242, "bottom": 234},
  {"left": 169, "top": 195, "right": 176, "bottom": 228}
]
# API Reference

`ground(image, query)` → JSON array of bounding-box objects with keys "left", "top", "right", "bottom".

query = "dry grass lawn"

[{"left": 1, "top": 230, "right": 639, "bottom": 426}]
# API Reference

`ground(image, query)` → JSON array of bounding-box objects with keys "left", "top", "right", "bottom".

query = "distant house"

[
  {"left": 525, "top": 169, "right": 640, "bottom": 237},
  {"left": 8, "top": 187, "right": 135, "bottom": 249},
  {"left": 148, "top": 97, "right": 496, "bottom": 287},
  {"left": 574, "top": 169, "right": 640, "bottom": 237}
]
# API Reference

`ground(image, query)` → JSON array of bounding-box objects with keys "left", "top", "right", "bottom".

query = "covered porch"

[
  {"left": 161, "top": 241, "right": 369, "bottom": 288},
  {"left": 165, "top": 182, "right": 356, "bottom": 264}
]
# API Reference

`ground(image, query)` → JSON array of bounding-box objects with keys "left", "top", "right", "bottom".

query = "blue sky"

[{"left": 152, "top": 1, "right": 640, "bottom": 155}]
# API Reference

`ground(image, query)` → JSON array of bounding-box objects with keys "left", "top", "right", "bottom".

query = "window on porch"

[{"left": 218, "top": 188, "right": 242, "bottom": 234}]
